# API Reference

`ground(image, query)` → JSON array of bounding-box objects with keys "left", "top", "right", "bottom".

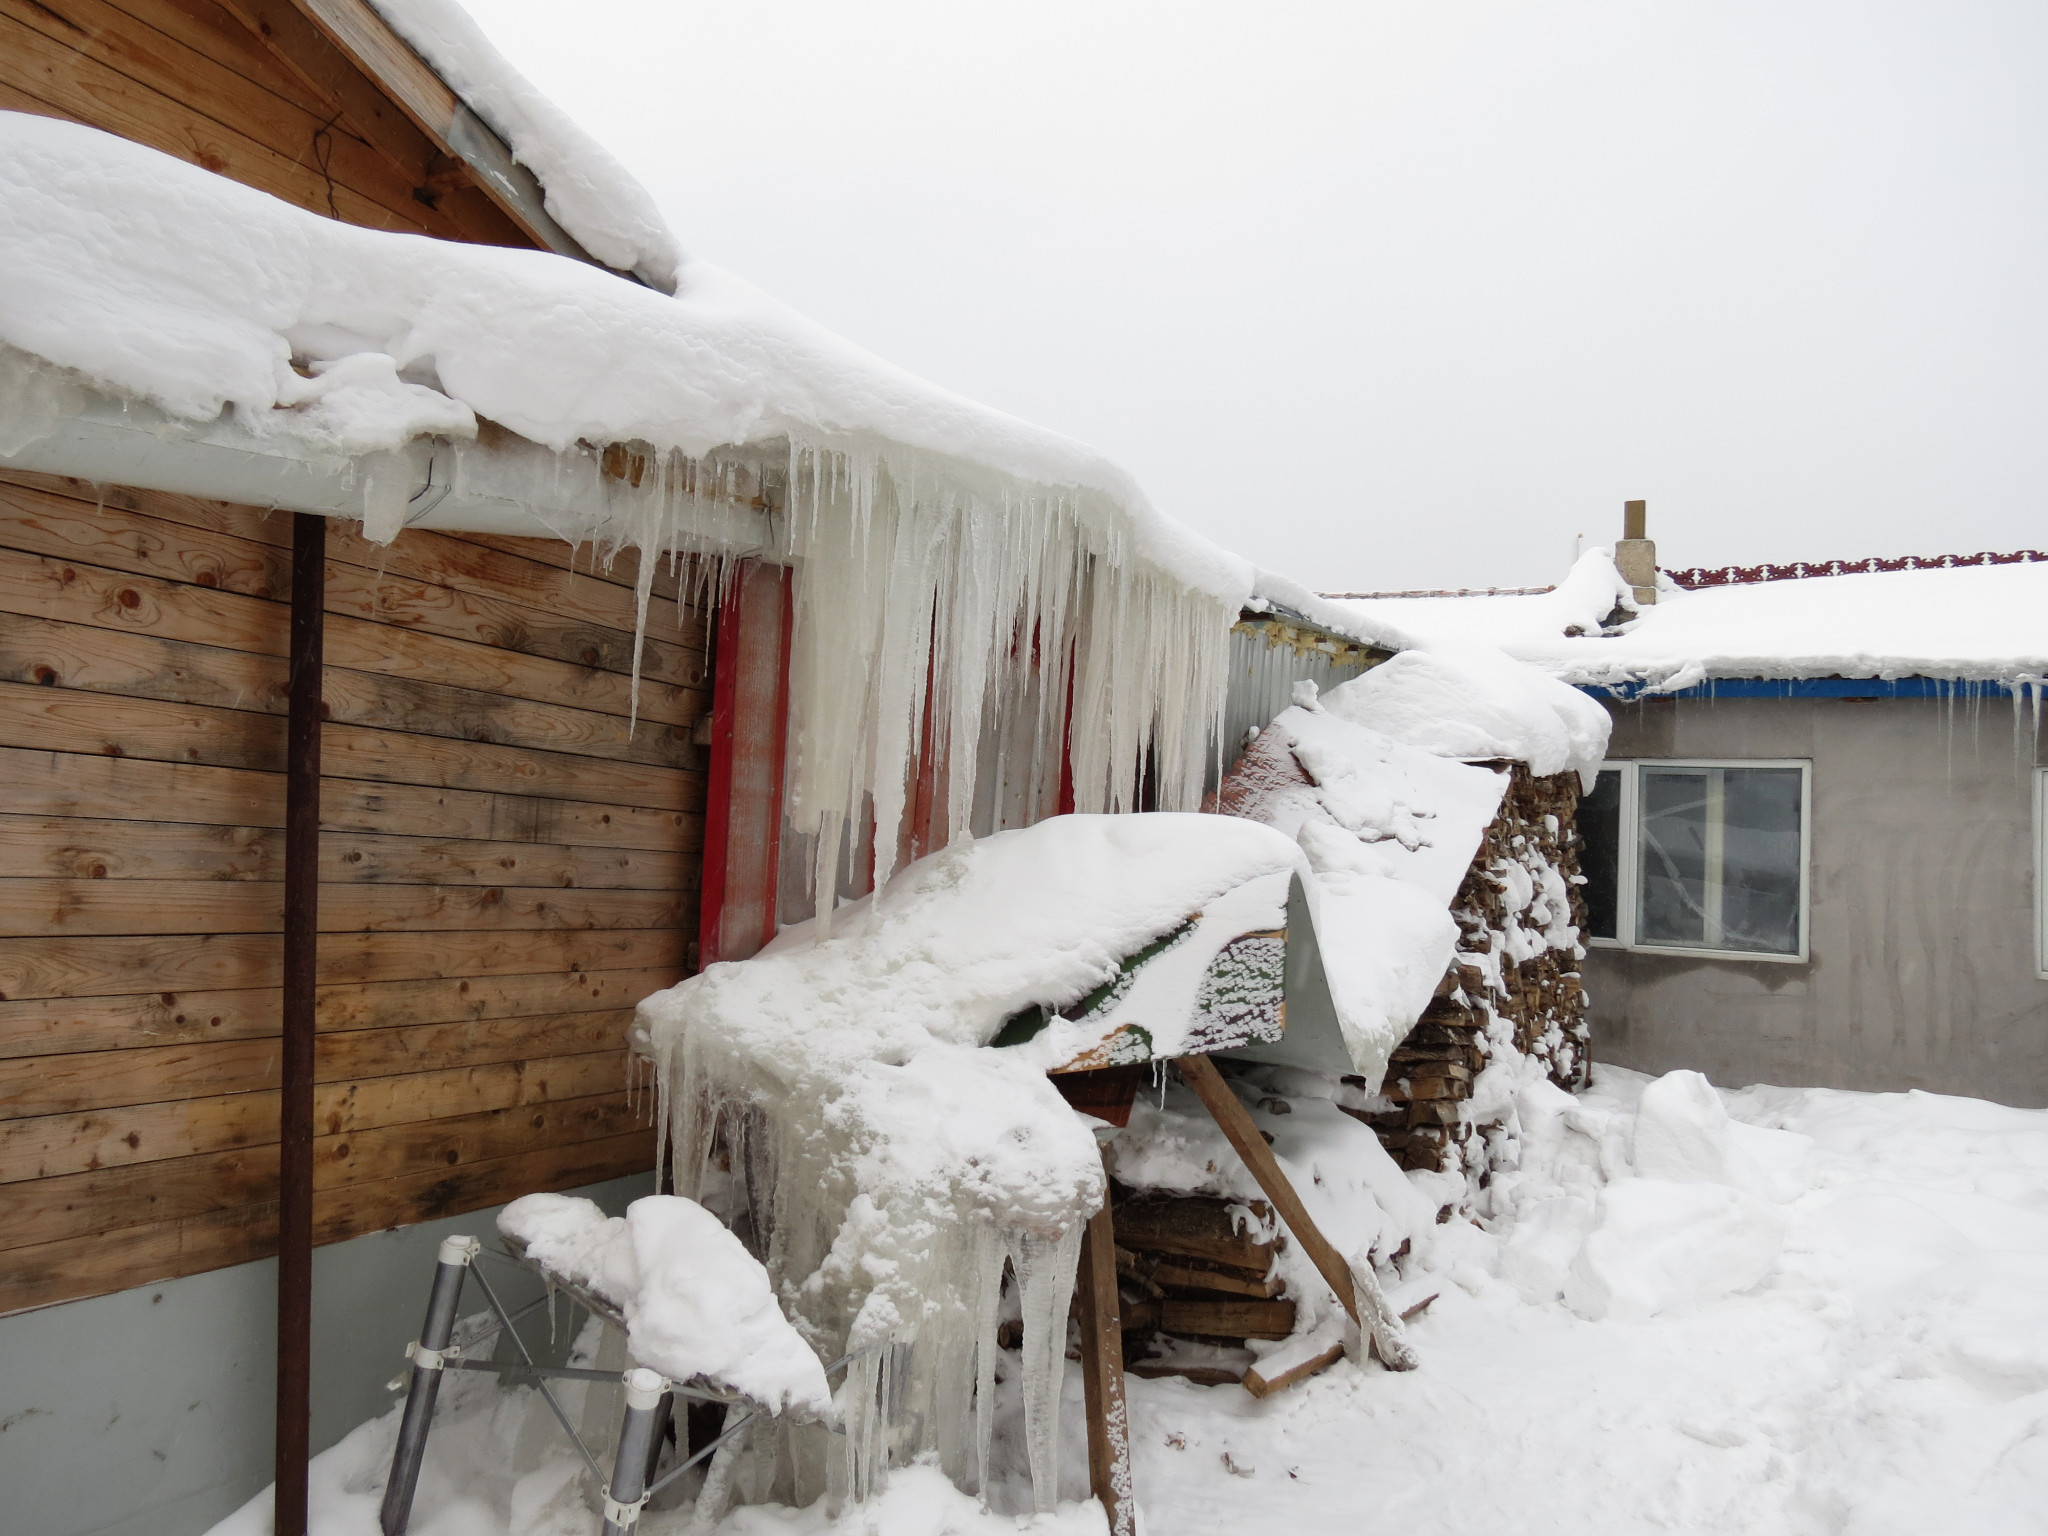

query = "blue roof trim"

[{"left": 1586, "top": 676, "right": 2018, "bottom": 702}]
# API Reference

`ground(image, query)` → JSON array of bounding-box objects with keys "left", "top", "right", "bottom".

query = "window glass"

[
  {"left": 1638, "top": 765, "right": 1802, "bottom": 955},
  {"left": 1578, "top": 768, "right": 1622, "bottom": 940}
]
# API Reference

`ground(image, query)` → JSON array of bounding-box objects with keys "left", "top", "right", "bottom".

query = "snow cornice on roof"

[{"left": 1318, "top": 549, "right": 2048, "bottom": 697}]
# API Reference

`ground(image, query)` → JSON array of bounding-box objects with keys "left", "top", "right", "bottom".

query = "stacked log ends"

[
  {"left": 1350, "top": 764, "right": 1593, "bottom": 1173},
  {"left": 1110, "top": 1188, "right": 1293, "bottom": 1376}
]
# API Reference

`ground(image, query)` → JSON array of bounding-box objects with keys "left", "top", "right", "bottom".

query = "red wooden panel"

[{"left": 699, "top": 561, "right": 792, "bottom": 965}]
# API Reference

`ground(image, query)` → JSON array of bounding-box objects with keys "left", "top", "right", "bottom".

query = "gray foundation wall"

[
  {"left": 1587, "top": 694, "right": 2048, "bottom": 1104},
  {"left": 0, "top": 1171, "right": 654, "bottom": 1536}
]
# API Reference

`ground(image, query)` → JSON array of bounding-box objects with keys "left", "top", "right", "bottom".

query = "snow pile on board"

[
  {"left": 497, "top": 1193, "right": 831, "bottom": 1416},
  {"left": 367, "top": 0, "right": 684, "bottom": 290},
  {"left": 1319, "top": 647, "right": 1611, "bottom": 786},
  {"left": 638, "top": 813, "right": 1302, "bottom": 1510}
]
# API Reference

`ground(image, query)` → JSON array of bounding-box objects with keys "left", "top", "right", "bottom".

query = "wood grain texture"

[
  {"left": 322, "top": 829, "right": 692, "bottom": 889},
  {"left": 0, "top": 470, "right": 706, "bottom": 1306},
  {"left": 0, "top": 1090, "right": 642, "bottom": 1245},
  {"left": 0, "top": 964, "right": 673, "bottom": 1057},
  {"left": 0, "top": 1049, "right": 626, "bottom": 1182},
  {"left": 0, "top": 1127, "right": 653, "bottom": 1311}
]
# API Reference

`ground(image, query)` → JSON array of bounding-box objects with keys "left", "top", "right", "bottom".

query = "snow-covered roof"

[
  {"left": 0, "top": 110, "right": 1248, "bottom": 605},
  {"left": 1325, "top": 550, "right": 2048, "bottom": 695},
  {"left": 366, "top": 0, "right": 685, "bottom": 292}
]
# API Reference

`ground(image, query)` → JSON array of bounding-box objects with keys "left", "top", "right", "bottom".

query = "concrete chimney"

[{"left": 1613, "top": 498, "right": 1657, "bottom": 605}]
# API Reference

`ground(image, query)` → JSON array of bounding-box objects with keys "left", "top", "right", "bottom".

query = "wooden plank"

[
  {"left": 317, "top": 1050, "right": 625, "bottom": 1137},
  {"left": 0, "top": 1007, "right": 634, "bottom": 1118},
  {"left": 319, "top": 882, "right": 690, "bottom": 934},
  {"left": 323, "top": 613, "right": 702, "bottom": 727},
  {"left": 0, "top": 965, "right": 670, "bottom": 1058},
  {"left": 0, "top": 927, "right": 682, "bottom": 1000},
  {"left": 0, "top": 747, "right": 281, "bottom": 828},
  {"left": 324, "top": 519, "right": 706, "bottom": 649},
  {"left": 1147, "top": 1257, "right": 1286, "bottom": 1300},
  {"left": 0, "top": 984, "right": 279, "bottom": 1059},
  {"left": 284, "top": 0, "right": 598, "bottom": 263},
  {"left": 0, "top": 472, "right": 288, "bottom": 549},
  {"left": 2, "top": 611, "right": 702, "bottom": 765},
  {"left": 323, "top": 828, "right": 692, "bottom": 888},
  {"left": 0, "top": 1128, "right": 652, "bottom": 1312},
  {"left": 457, "top": 528, "right": 691, "bottom": 605},
  {"left": 1158, "top": 1298, "right": 1297, "bottom": 1341},
  {"left": 0, "top": 545, "right": 286, "bottom": 654},
  {"left": 311, "top": 1127, "right": 656, "bottom": 1244},
  {"left": 1076, "top": 1178, "right": 1136, "bottom": 1536},
  {"left": 0, "top": 1090, "right": 278, "bottom": 1184},
  {"left": 0, "top": 27, "right": 431, "bottom": 235},
  {"left": 0, "top": 1090, "right": 641, "bottom": 1248},
  {"left": 1111, "top": 1196, "right": 1276, "bottom": 1273},
  {"left": 0, "top": 611, "right": 282, "bottom": 713},
  {"left": 1176, "top": 1056, "right": 1359, "bottom": 1328},
  {"left": 315, "top": 1089, "right": 642, "bottom": 1188},
  {"left": 320, "top": 778, "right": 695, "bottom": 852},
  {"left": 0, "top": 878, "right": 282, "bottom": 937},
  {"left": 0, "top": 679, "right": 284, "bottom": 770},
  {"left": 0, "top": 0, "right": 481, "bottom": 241},
  {"left": 0, "top": 878, "right": 685, "bottom": 938},
  {"left": 0, "top": 1199, "right": 277, "bottom": 1315},
  {"left": 206, "top": 0, "right": 527, "bottom": 245},
  {"left": 315, "top": 926, "right": 686, "bottom": 987},
  {"left": 319, "top": 665, "right": 700, "bottom": 770},
  {"left": 106, "top": 0, "right": 328, "bottom": 105},
  {"left": 322, "top": 722, "right": 701, "bottom": 812},
  {"left": 0, "top": 814, "right": 280, "bottom": 881},
  {"left": 0, "top": 1050, "right": 625, "bottom": 1181},
  {"left": 0, "top": 931, "right": 281, "bottom": 1001},
  {"left": 0, "top": 473, "right": 290, "bottom": 597},
  {"left": 315, "top": 1007, "right": 636, "bottom": 1082},
  {"left": 0, "top": 1142, "right": 278, "bottom": 1250},
  {"left": 314, "top": 966, "right": 674, "bottom": 1033},
  {"left": 0, "top": 474, "right": 677, "bottom": 606},
  {"left": 322, "top": 561, "right": 703, "bottom": 688},
  {"left": 0, "top": 1036, "right": 281, "bottom": 1118},
  {"left": 1241, "top": 1341, "right": 1345, "bottom": 1399}
]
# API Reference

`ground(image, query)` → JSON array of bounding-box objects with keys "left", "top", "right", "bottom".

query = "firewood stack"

[
  {"left": 1109, "top": 1187, "right": 1292, "bottom": 1381},
  {"left": 1347, "top": 764, "right": 1593, "bottom": 1173}
]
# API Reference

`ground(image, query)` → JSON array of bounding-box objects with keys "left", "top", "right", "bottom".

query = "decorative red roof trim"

[{"left": 1668, "top": 549, "right": 2047, "bottom": 589}]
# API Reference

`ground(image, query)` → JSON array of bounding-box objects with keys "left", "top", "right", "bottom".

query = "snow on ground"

[{"left": 216, "top": 1064, "right": 2048, "bottom": 1536}]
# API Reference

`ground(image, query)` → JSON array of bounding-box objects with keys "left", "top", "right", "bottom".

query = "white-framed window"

[
  {"left": 1580, "top": 759, "right": 1811, "bottom": 963},
  {"left": 2036, "top": 767, "right": 2047, "bottom": 981}
]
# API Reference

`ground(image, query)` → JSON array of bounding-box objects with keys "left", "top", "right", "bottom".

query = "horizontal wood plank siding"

[
  {"left": 0, "top": 0, "right": 532, "bottom": 247},
  {"left": 0, "top": 471, "right": 703, "bottom": 1312}
]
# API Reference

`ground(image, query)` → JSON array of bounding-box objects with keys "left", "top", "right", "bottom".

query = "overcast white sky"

[{"left": 465, "top": 0, "right": 2046, "bottom": 591}]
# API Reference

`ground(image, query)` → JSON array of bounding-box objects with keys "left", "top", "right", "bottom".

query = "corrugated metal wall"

[{"left": 1216, "top": 615, "right": 1385, "bottom": 786}]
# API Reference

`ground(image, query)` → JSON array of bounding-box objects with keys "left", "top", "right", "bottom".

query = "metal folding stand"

[{"left": 379, "top": 1235, "right": 864, "bottom": 1536}]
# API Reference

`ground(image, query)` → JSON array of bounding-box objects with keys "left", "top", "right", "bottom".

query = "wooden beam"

[
  {"left": 1176, "top": 1054, "right": 1358, "bottom": 1326},
  {"left": 1074, "top": 1154, "right": 1135, "bottom": 1536},
  {"left": 276, "top": 509, "right": 324, "bottom": 1536},
  {"left": 283, "top": 0, "right": 625, "bottom": 273},
  {"left": 1177, "top": 1055, "right": 1420, "bottom": 1373}
]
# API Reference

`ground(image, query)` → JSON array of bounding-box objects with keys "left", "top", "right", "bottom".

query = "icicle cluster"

[{"left": 490, "top": 430, "right": 1240, "bottom": 915}]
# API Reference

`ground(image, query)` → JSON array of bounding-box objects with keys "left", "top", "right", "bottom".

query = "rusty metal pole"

[{"left": 276, "top": 511, "right": 325, "bottom": 1536}]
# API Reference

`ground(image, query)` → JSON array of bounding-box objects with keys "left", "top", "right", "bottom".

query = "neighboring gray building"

[{"left": 1325, "top": 537, "right": 2048, "bottom": 1106}]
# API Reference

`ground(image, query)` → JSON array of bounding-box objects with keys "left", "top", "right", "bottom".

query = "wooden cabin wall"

[
  {"left": 0, "top": 469, "right": 708, "bottom": 1312},
  {"left": 0, "top": 0, "right": 531, "bottom": 247}
]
